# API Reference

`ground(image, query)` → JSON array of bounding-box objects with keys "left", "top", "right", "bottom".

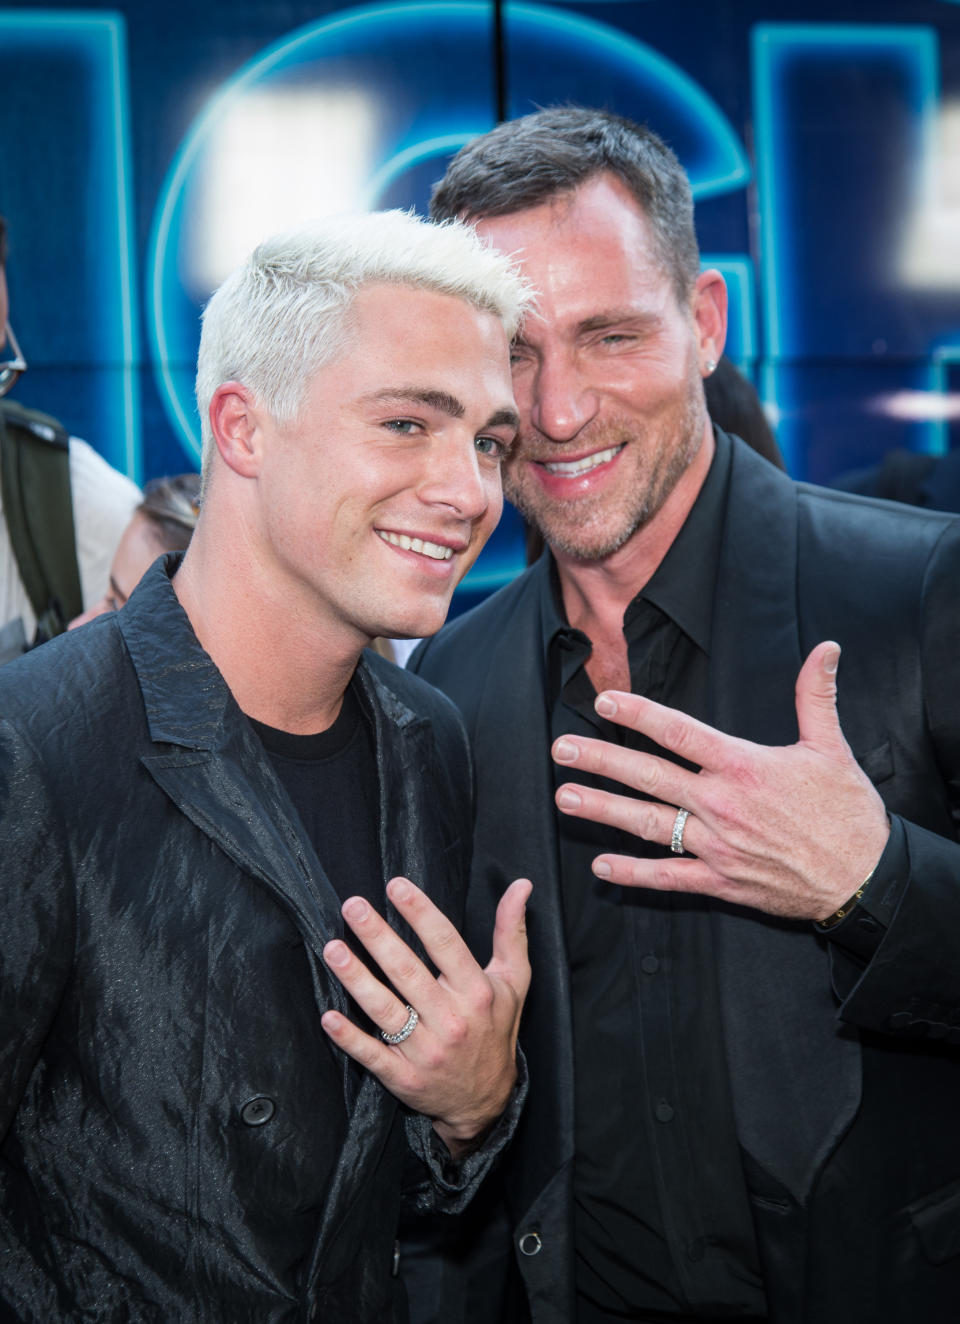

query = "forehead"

[
  {"left": 474, "top": 174, "right": 675, "bottom": 313},
  {"left": 308, "top": 282, "right": 513, "bottom": 405}
]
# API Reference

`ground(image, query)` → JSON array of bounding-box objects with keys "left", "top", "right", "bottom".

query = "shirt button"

[
  {"left": 655, "top": 1100, "right": 675, "bottom": 1123},
  {"left": 518, "top": 1231, "right": 542, "bottom": 1256},
  {"left": 240, "top": 1095, "right": 276, "bottom": 1126},
  {"left": 640, "top": 954, "right": 660, "bottom": 974}
]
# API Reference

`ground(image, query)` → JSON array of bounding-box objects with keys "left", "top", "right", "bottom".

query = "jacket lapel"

[
  {"left": 709, "top": 437, "right": 861, "bottom": 1206},
  {"left": 118, "top": 559, "right": 346, "bottom": 994}
]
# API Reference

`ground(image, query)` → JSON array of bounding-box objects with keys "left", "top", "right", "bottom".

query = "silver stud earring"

[{"left": 705, "top": 358, "right": 717, "bottom": 375}]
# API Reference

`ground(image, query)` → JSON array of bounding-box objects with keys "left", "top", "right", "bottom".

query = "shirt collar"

[{"left": 538, "top": 426, "right": 733, "bottom": 657}]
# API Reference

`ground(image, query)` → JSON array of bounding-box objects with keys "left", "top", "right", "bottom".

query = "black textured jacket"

[{"left": 0, "top": 558, "right": 522, "bottom": 1322}]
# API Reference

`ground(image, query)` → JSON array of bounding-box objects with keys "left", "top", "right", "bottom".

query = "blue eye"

[{"left": 475, "top": 436, "right": 506, "bottom": 458}]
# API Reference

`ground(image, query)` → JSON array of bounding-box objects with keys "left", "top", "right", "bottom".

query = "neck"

[
  {"left": 553, "top": 422, "right": 714, "bottom": 693},
  {"left": 173, "top": 504, "right": 366, "bottom": 735}
]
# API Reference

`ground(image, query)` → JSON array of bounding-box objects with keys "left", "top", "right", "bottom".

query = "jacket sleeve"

[
  {"left": 401, "top": 1051, "right": 529, "bottom": 1215},
  {"left": 0, "top": 719, "right": 75, "bottom": 1140},
  {"left": 829, "top": 520, "right": 960, "bottom": 1040}
]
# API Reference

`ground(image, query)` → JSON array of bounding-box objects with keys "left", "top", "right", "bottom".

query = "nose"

[
  {"left": 527, "top": 353, "right": 599, "bottom": 443},
  {"left": 419, "top": 436, "right": 495, "bottom": 523}
]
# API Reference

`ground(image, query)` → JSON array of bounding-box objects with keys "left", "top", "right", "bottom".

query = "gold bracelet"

[{"left": 816, "top": 868, "right": 876, "bottom": 930}]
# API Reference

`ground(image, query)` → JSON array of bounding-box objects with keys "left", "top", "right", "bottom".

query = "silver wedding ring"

[
  {"left": 381, "top": 1004, "right": 419, "bottom": 1045},
  {"left": 670, "top": 807, "right": 691, "bottom": 855}
]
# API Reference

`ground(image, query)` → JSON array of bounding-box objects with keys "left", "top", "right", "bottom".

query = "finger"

[
  {"left": 552, "top": 732, "right": 700, "bottom": 807},
  {"left": 592, "top": 690, "right": 731, "bottom": 771},
  {"left": 486, "top": 878, "right": 533, "bottom": 992},
  {"left": 794, "top": 641, "right": 849, "bottom": 754},
  {"left": 321, "top": 1009, "right": 411, "bottom": 1086},
  {"left": 322, "top": 937, "right": 416, "bottom": 1039},
  {"left": 591, "top": 852, "right": 723, "bottom": 898},
  {"left": 384, "top": 877, "right": 481, "bottom": 987},
  {"left": 555, "top": 784, "right": 688, "bottom": 853},
  {"left": 338, "top": 893, "right": 441, "bottom": 1014}
]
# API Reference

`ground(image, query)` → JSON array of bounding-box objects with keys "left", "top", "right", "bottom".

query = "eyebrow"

[
  {"left": 362, "top": 387, "right": 465, "bottom": 418},
  {"left": 362, "top": 388, "right": 519, "bottom": 432},
  {"left": 576, "top": 309, "right": 660, "bottom": 336}
]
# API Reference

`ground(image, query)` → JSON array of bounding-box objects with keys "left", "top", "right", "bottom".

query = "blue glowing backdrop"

[{"left": 2, "top": 0, "right": 958, "bottom": 606}]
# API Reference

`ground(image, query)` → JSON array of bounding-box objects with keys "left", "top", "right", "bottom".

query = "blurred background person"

[
  {"left": 69, "top": 473, "right": 200, "bottom": 627},
  {"left": 704, "top": 354, "right": 784, "bottom": 471},
  {"left": 0, "top": 212, "right": 141, "bottom": 660},
  {"left": 831, "top": 446, "right": 960, "bottom": 513}
]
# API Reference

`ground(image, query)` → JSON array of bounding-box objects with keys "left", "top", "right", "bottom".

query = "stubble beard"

[{"left": 505, "top": 371, "right": 708, "bottom": 563}]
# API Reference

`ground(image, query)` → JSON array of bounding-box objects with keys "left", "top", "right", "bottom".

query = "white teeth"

[
  {"left": 377, "top": 530, "right": 453, "bottom": 561},
  {"left": 544, "top": 444, "right": 624, "bottom": 477}
]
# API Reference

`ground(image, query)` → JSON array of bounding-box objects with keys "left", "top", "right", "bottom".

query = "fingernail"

[
  {"left": 388, "top": 878, "right": 411, "bottom": 904},
  {"left": 824, "top": 646, "right": 840, "bottom": 675},
  {"left": 556, "top": 787, "right": 582, "bottom": 810},
  {"left": 595, "top": 694, "right": 617, "bottom": 717},
  {"left": 342, "top": 897, "right": 368, "bottom": 922},
  {"left": 324, "top": 941, "right": 349, "bottom": 968},
  {"left": 554, "top": 739, "right": 579, "bottom": 763},
  {"left": 593, "top": 860, "right": 612, "bottom": 879}
]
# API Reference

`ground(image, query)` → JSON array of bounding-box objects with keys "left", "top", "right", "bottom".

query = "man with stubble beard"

[{"left": 409, "top": 108, "right": 960, "bottom": 1324}]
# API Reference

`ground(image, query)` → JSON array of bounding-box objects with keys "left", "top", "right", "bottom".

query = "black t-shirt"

[{"left": 248, "top": 678, "right": 384, "bottom": 916}]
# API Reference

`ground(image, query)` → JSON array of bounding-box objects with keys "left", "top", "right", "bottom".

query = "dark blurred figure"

[
  {"left": 69, "top": 473, "right": 200, "bottom": 627},
  {"left": 832, "top": 446, "right": 960, "bottom": 513},
  {"left": 704, "top": 354, "right": 784, "bottom": 470}
]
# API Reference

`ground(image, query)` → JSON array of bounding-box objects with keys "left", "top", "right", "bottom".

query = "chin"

[{"left": 375, "top": 603, "right": 451, "bottom": 643}]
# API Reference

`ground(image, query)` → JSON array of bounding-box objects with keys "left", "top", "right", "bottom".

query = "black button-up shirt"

[{"left": 541, "top": 439, "right": 768, "bottom": 1320}]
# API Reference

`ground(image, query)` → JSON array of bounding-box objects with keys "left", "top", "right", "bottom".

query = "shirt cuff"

[{"left": 816, "top": 815, "right": 908, "bottom": 962}]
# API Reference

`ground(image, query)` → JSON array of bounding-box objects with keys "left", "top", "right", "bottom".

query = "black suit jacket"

[{"left": 411, "top": 433, "right": 960, "bottom": 1324}]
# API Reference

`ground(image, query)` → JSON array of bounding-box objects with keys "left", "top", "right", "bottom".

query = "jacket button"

[
  {"left": 240, "top": 1095, "right": 276, "bottom": 1126},
  {"left": 640, "top": 955, "right": 660, "bottom": 975},
  {"left": 655, "top": 1100, "right": 675, "bottom": 1123},
  {"left": 518, "top": 1231, "right": 542, "bottom": 1256}
]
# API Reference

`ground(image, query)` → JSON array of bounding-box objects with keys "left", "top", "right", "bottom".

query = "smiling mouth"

[
  {"left": 541, "top": 444, "right": 625, "bottom": 477},
  {"left": 376, "top": 530, "right": 455, "bottom": 561}
]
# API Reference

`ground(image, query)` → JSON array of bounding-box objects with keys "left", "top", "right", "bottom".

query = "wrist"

[
  {"left": 430, "top": 1061, "right": 518, "bottom": 1153},
  {"left": 815, "top": 866, "right": 877, "bottom": 930}
]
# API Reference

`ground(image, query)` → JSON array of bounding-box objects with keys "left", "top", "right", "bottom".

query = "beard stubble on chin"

[{"left": 504, "top": 370, "right": 708, "bottom": 563}]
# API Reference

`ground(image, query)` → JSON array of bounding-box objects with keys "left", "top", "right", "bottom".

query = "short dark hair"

[
  {"left": 430, "top": 107, "right": 700, "bottom": 303},
  {"left": 139, "top": 473, "right": 201, "bottom": 552},
  {"left": 0, "top": 215, "right": 7, "bottom": 270}
]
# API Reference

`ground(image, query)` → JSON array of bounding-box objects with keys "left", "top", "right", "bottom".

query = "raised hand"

[
  {"left": 552, "top": 641, "right": 890, "bottom": 922},
  {"left": 320, "top": 875, "right": 531, "bottom": 1155}
]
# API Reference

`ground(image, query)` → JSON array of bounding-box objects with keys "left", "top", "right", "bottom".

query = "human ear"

[
  {"left": 692, "top": 269, "right": 728, "bottom": 375},
  {"left": 208, "top": 382, "right": 263, "bottom": 479}
]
